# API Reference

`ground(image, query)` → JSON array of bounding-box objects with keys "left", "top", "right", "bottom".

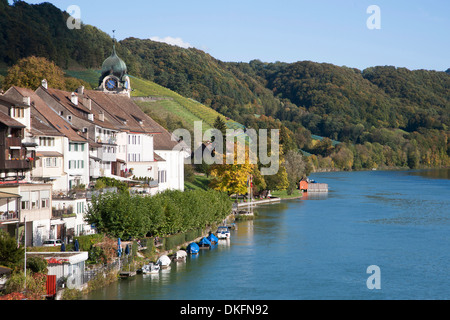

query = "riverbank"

[
  {"left": 71, "top": 212, "right": 238, "bottom": 300},
  {"left": 84, "top": 169, "right": 450, "bottom": 300}
]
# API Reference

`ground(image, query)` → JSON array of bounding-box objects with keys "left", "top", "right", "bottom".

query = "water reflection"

[
  {"left": 301, "top": 192, "right": 329, "bottom": 200},
  {"left": 85, "top": 169, "right": 450, "bottom": 300},
  {"left": 407, "top": 168, "right": 450, "bottom": 180}
]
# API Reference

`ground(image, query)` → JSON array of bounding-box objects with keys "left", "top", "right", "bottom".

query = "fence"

[{"left": 82, "top": 255, "right": 131, "bottom": 285}]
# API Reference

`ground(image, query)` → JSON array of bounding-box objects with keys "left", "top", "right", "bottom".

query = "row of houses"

[{"left": 0, "top": 45, "right": 189, "bottom": 247}]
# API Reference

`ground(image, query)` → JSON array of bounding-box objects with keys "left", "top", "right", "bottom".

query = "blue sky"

[{"left": 16, "top": 0, "right": 450, "bottom": 71}]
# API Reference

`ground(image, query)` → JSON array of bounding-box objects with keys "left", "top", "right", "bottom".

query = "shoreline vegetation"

[{"left": 4, "top": 166, "right": 447, "bottom": 300}]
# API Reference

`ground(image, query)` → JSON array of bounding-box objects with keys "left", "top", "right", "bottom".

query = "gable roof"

[
  {"left": 87, "top": 91, "right": 183, "bottom": 150},
  {"left": 37, "top": 86, "right": 118, "bottom": 131},
  {"left": 8, "top": 86, "right": 86, "bottom": 142},
  {"left": 0, "top": 95, "right": 27, "bottom": 107},
  {"left": 86, "top": 90, "right": 163, "bottom": 135},
  {"left": 0, "top": 110, "right": 25, "bottom": 128}
]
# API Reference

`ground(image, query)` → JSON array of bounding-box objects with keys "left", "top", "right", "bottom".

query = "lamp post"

[{"left": 24, "top": 215, "right": 26, "bottom": 291}]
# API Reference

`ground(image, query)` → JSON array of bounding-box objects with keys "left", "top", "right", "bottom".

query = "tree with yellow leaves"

[
  {"left": 209, "top": 142, "right": 262, "bottom": 196},
  {"left": 2, "top": 56, "right": 90, "bottom": 91}
]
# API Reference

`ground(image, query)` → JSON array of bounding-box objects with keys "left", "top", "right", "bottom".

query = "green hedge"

[
  {"left": 86, "top": 189, "right": 232, "bottom": 239},
  {"left": 73, "top": 234, "right": 104, "bottom": 251}
]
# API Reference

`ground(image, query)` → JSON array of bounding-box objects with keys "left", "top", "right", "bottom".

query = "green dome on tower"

[{"left": 99, "top": 44, "right": 127, "bottom": 85}]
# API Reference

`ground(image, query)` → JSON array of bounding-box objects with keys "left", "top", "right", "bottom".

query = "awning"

[
  {"left": 89, "top": 155, "right": 101, "bottom": 162},
  {"left": 36, "top": 151, "right": 63, "bottom": 157},
  {"left": 0, "top": 191, "right": 21, "bottom": 199},
  {"left": 22, "top": 142, "right": 38, "bottom": 148}
]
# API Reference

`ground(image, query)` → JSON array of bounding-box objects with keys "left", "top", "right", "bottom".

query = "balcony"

[
  {"left": 97, "top": 148, "right": 117, "bottom": 162},
  {"left": 0, "top": 160, "right": 32, "bottom": 171},
  {"left": 0, "top": 210, "right": 19, "bottom": 222},
  {"left": 6, "top": 136, "right": 22, "bottom": 148}
]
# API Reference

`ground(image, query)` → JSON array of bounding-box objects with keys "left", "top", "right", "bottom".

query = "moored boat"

[
  {"left": 187, "top": 242, "right": 199, "bottom": 254},
  {"left": 141, "top": 262, "right": 160, "bottom": 274},
  {"left": 156, "top": 255, "right": 171, "bottom": 268},
  {"left": 173, "top": 250, "right": 187, "bottom": 261},
  {"left": 198, "top": 237, "right": 212, "bottom": 249},
  {"left": 216, "top": 226, "right": 231, "bottom": 239},
  {"left": 207, "top": 233, "right": 219, "bottom": 244}
]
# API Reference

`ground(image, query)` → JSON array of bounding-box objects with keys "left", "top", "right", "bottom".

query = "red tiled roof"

[{"left": 9, "top": 87, "right": 86, "bottom": 142}]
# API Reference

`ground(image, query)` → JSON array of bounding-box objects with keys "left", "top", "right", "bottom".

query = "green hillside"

[
  {"left": 1, "top": 1, "right": 449, "bottom": 170},
  {"left": 65, "top": 69, "right": 235, "bottom": 135}
]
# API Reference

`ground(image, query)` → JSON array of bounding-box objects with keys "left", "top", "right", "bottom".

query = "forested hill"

[{"left": 1, "top": 0, "right": 449, "bottom": 170}]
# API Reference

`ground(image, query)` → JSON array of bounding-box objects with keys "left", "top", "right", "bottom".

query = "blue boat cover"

[
  {"left": 187, "top": 242, "right": 199, "bottom": 253},
  {"left": 198, "top": 237, "right": 212, "bottom": 246},
  {"left": 207, "top": 233, "right": 219, "bottom": 243}
]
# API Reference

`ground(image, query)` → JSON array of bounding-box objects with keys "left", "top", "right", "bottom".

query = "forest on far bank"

[{"left": 1, "top": 0, "right": 449, "bottom": 172}]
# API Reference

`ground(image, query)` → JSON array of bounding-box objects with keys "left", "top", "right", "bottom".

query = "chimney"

[
  {"left": 83, "top": 97, "right": 91, "bottom": 110},
  {"left": 71, "top": 92, "right": 78, "bottom": 105},
  {"left": 23, "top": 96, "right": 31, "bottom": 106},
  {"left": 98, "top": 112, "right": 104, "bottom": 122},
  {"left": 78, "top": 86, "right": 84, "bottom": 95},
  {"left": 41, "top": 79, "right": 48, "bottom": 89}
]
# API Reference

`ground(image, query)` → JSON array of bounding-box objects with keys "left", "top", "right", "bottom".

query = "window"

[
  {"left": 31, "top": 191, "right": 39, "bottom": 209},
  {"left": 77, "top": 202, "right": 85, "bottom": 214},
  {"left": 21, "top": 191, "right": 30, "bottom": 210},
  {"left": 69, "top": 143, "right": 85, "bottom": 152},
  {"left": 45, "top": 157, "right": 58, "bottom": 167},
  {"left": 69, "top": 160, "right": 84, "bottom": 169},
  {"left": 41, "top": 190, "right": 50, "bottom": 208},
  {"left": 158, "top": 170, "right": 167, "bottom": 183},
  {"left": 11, "top": 107, "right": 24, "bottom": 118},
  {"left": 39, "top": 137, "right": 55, "bottom": 147}
]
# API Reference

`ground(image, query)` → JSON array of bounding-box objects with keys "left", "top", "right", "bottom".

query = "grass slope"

[{"left": 65, "top": 69, "right": 241, "bottom": 134}]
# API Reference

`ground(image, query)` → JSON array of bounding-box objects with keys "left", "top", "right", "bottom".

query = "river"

[{"left": 84, "top": 169, "right": 450, "bottom": 300}]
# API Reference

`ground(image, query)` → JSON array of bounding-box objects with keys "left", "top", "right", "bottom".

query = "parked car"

[{"left": 43, "top": 239, "right": 62, "bottom": 247}]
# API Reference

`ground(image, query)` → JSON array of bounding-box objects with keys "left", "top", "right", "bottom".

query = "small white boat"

[
  {"left": 156, "top": 255, "right": 171, "bottom": 268},
  {"left": 141, "top": 263, "right": 160, "bottom": 274},
  {"left": 173, "top": 250, "right": 187, "bottom": 261},
  {"left": 217, "top": 226, "right": 231, "bottom": 239}
]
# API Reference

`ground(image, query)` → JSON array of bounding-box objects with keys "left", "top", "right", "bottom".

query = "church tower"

[{"left": 98, "top": 31, "right": 131, "bottom": 97}]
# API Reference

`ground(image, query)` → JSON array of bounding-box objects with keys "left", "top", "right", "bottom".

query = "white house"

[{"left": 5, "top": 86, "right": 89, "bottom": 193}]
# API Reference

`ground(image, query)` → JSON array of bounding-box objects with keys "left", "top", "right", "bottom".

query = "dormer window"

[
  {"left": 116, "top": 115, "right": 127, "bottom": 124},
  {"left": 131, "top": 115, "right": 143, "bottom": 125}
]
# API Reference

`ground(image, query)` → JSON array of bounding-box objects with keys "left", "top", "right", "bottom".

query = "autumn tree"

[
  {"left": 331, "top": 143, "right": 354, "bottom": 170},
  {"left": 209, "top": 143, "right": 261, "bottom": 196},
  {"left": 2, "top": 56, "right": 90, "bottom": 91}
]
